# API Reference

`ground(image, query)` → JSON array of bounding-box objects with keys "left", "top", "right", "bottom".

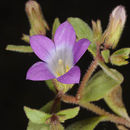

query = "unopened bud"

[
  {"left": 25, "top": 0, "right": 49, "bottom": 35},
  {"left": 103, "top": 5, "right": 126, "bottom": 49},
  {"left": 110, "top": 48, "right": 130, "bottom": 66}
]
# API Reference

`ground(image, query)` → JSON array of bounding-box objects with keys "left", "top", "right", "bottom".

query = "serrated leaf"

[
  {"left": 24, "top": 106, "right": 51, "bottom": 124},
  {"left": 67, "top": 17, "right": 97, "bottom": 57},
  {"left": 45, "top": 80, "right": 56, "bottom": 94},
  {"left": 80, "top": 70, "right": 122, "bottom": 103},
  {"left": 98, "top": 60, "right": 124, "bottom": 82},
  {"left": 52, "top": 18, "right": 60, "bottom": 39},
  {"left": 101, "top": 49, "right": 110, "bottom": 63},
  {"left": 27, "top": 121, "right": 49, "bottom": 130},
  {"left": 66, "top": 116, "right": 106, "bottom": 130},
  {"left": 110, "top": 48, "right": 130, "bottom": 66},
  {"left": 104, "top": 86, "right": 130, "bottom": 120},
  {"left": 6, "top": 45, "right": 33, "bottom": 53},
  {"left": 57, "top": 107, "right": 80, "bottom": 122}
]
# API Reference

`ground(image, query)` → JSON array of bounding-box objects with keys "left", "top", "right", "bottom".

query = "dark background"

[{"left": 0, "top": 0, "right": 130, "bottom": 130}]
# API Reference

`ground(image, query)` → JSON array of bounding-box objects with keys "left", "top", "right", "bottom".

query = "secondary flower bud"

[
  {"left": 103, "top": 5, "right": 126, "bottom": 49},
  {"left": 25, "top": 0, "right": 49, "bottom": 35}
]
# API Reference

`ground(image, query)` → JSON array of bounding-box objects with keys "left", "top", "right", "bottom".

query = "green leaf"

[
  {"left": 27, "top": 121, "right": 49, "bottom": 130},
  {"left": 80, "top": 70, "right": 122, "bottom": 103},
  {"left": 67, "top": 17, "right": 96, "bottom": 57},
  {"left": 45, "top": 80, "right": 56, "bottom": 94},
  {"left": 110, "top": 48, "right": 130, "bottom": 66},
  {"left": 104, "top": 86, "right": 130, "bottom": 120},
  {"left": 98, "top": 60, "right": 124, "bottom": 82},
  {"left": 26, "top": 100, "right": 61, "bottom": 130},
  {"left": 66, "top": 116, "right": 106, "bottom": 130},
  {"left": 101, "top": 49, "right": 110, "bottom": 63},
  {"left": 24, "top": 106, "right": 51, "bottom": 124},
  {"left": 6, "top": 45, "right": 33, "bottom": 53},
  {"left": 57, "top": 107, "right": 80, "bottom": 122},
  {"left": 52, "top": 18, "right": 60, "bottom": 39}
]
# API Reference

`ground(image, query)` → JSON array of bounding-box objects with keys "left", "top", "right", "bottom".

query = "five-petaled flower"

[{"left": 26, "top": 21, "right": 90, "bottom": 84}]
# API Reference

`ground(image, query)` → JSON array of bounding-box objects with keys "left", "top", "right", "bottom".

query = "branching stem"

[{"left": 62, "top": 94, "right": 130, "bottom": 128}]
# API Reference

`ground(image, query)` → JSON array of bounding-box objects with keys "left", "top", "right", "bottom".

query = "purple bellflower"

[{"left": 26, "top": 21, "right": 90, "bottom": 84}]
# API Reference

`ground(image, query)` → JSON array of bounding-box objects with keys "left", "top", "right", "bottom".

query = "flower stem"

[
  {"left": 50, "top": 91, "right": 63, "bottom": 113},
  {"left": 76, "top": 58, "right": 98, "bottom": 100}
]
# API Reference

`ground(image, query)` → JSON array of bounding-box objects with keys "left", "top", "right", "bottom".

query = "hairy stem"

[
  {"left": 80, "top": 102, "right": 130, "bottom": 128},
  {"left": 62, "top": 94, "right": 130, "bottom": 128},
  {"left": 76, "top": 58, "right": 98, "bottom": 99},
  {"left": 50, "top": 91, "right": 63, "bottom": 113}
]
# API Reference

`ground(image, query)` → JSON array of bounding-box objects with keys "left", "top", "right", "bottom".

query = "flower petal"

[
  {"left": 54, "top": 21, "right": 76, "bottom": 48},
  {"left": 73, "top": 39, "right": 90, "bottom": 64},
  {"left": 57, "top": 66, "right": 80, "bottom": 84},
  {"left": 30, "top": 35, "right": 55, "bottom": 62},
  {"left": 26, "top": 61, "right": 55, "bottom": 81}
]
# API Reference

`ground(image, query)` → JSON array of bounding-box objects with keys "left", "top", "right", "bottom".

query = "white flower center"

[{"left": 47, "top": 45, "right": 73, "bottom": 77}]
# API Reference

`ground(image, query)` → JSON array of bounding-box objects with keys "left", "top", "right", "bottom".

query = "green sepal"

[
  {"left": 45, "top": 80, "right": 56, "bottom": 94},
  {"left": 52, "top": 18, "right": 60, "bottom": 39},
  {"left": 67, "top": 17, "right": 97, "bottom": 57},
  {"left": 6, "top": 45, "right": 33, "bottom": 53},
  {"left": 80, "top": 70, "right": 122, "bottom": 103},
  {"left": 101, "top": 49, "right": 110, "bottom": 63},
  {"left": 104, "top": 86, "right": 130, "bottom": 120},
  {"left": 21, "top": 34, "right": 30, "bottom": 43},
  {"left": 98, "top": 60, "right": 124, "bottom": 82},
  {"left": 110, "top": 48, "right": 130, "bottom": 66},
  {"left": 57, "top": 107, "right": 80, "bottom": 123},
  {"left": 27, "top": 121, "right": 49, "bottom": 130},
  {"left": 24, "top": 106, "right": 51, "bottom": 124},
  {"left": 66, "top": 116, "right": 106, "bottom": 130}
]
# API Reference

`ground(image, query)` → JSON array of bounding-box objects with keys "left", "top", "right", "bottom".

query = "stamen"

[{"left": 66, "top": 65, "right": 70, "bottom": 72}]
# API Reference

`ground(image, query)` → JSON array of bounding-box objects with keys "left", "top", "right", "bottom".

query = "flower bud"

[
  {"left": 103, "top": 5, "right": 126, "bottom": 49},
  {"left": 110, "top": 48, "right": 130, "bottom": 66},
  {"left": 25, "top": 0, "right": 49, "bottom": 35}
]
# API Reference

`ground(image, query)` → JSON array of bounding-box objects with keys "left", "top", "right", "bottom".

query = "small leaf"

[
  {"left": 98, "top": 60, "right": 124, "bottom": 82},
  {"left": 26, "top": 100, "right": 61, "bottom": 130},
  {"left": 6, "top": 45, "right": 33, "bottom": 53},
  {"left": 45, "top": 80, "right": 56, "bottom": 94},
  {"left": 52, "top": 18, "right": 60, "bottom": 39},
  {"left": 67, "top": 17, "right": 97, "bottom": 57},
  {"left": 101, "top": 49, "right": 110, "bottom": 63},
  {"left": 104, "top": 86, "right": 130, "bottom": 120},
  {"left": 57, "top": 107, "right": 80, "bottom": 122},
  {"left": 27, "top": 121, "right": 49, "bottom": 130},
  {"left": 80, "top": 70, "right": 122, "bottom": 103},
  {"left": 24, "top": 106, "right": 51, "bottom": 124},
  {"left": 110, "top": 48, "right": 130, "bottom": 66},
  {"left": 66, "top": 116, "right": 106, "bottom": 130}
]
